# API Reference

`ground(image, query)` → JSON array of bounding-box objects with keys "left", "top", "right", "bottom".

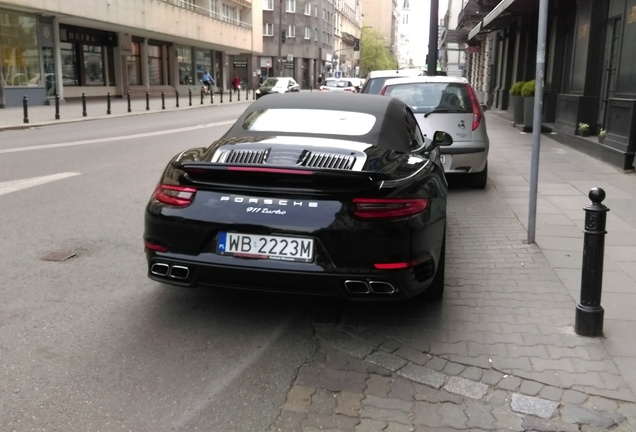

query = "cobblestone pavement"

[{"left": 270, "top": 113, "right": 636, "bottom": 431}]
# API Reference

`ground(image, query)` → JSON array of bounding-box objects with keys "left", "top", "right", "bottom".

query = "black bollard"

[
  {"left": 107, "top": 92, "right": 111, "bottom": 115},
  {"left": 230, "top": 88, "right": 233, "bottom": 102},
  {"left": 22, "top": 95, "right": 29, "bottom": 124},
  {"left": 211, "top": 88, "right": 214, "bottom": 104},
  {"left": 161, "top": 91, "right": 165, "bottom": 110},
  {"left": 188, "top": 89, "right": 192, "bottom": 106},
  {"left": 82, "top": 93, "right": 87, "bottom": 117},
  {"left": 55, "top": 94, "right": 60, "bottom": 120},
  {"left": 176, "top": 90, "right": 179, "bottom": 108},
  {"left": 220, "top": 89, "right": 223, "bottom": 104},
  {"left": 127, "top": 91, "right": 131, "bottom": 112},
  {"left": 237, "top": 86, "right": 241, "bottom": 101},
  {"left": 200, "top": 88, "right": 204, "bottom": 105},
  {"left": 575, "top": 188, "right": 609, "bottom": 337},
  {"left": 245, "top": 86, "right": 248, "bottom": 101},
  {"left": 146, "top": 90, "right": 150, "bottom": 111}
]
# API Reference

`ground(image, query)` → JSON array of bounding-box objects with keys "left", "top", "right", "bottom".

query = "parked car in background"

[
  {"left": 380, "top": 76, "right": 489, "bottom": 188},
  {"left": 255, "top": 77, "right": 300, "bottom": 99},
  {"left": 144, "top": 92, "right": 453, "bottom": 300},
  {"left": 319, "top": 78, "right": 358, "bottom": 93},
  {"left": 359, "top": 69, "right": 424, "bottom": 94},
  {"left": 348, "top": 77, "right": 365, "bottom": 92}
]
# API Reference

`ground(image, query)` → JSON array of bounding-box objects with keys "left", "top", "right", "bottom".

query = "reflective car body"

[
  {"left": 255, "top": 77, "right": 300, "bottom": 99},
  {"left": 144, "top": 93, "right": 451, "bottom": 300},
  {"left": 320, "top": 78, "right": 358, "bottom": 92},
  {"left": 359, "top": 69, "right": 424, "bottom": 94},
  {"left": 380, "top": 76, "right": 489, "bottom": 188}
]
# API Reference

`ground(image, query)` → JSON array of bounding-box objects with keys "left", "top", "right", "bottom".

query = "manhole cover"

[{"left": 40, "top": 250, "right": 76, "bottom": 262}]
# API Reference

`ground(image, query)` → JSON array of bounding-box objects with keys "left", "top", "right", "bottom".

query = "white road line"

[
  {"left": 0, "top": 172, "right": 81, "bottom": 197},
  {"left": 0, "top": 121, "right": 235, "bottom": 154}
]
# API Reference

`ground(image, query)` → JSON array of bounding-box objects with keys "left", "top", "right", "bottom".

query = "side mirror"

[{"left": 432, "top": 131, "right": 453, "bottom": 147}]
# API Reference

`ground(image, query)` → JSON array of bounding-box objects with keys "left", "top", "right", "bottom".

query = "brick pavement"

[{"left": 270, "top": 112, "right": 636, "bottom": 431}]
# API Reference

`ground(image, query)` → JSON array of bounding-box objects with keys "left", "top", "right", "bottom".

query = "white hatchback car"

[{"left": 380, "top": 76, "right": 489, "bottom": 188}]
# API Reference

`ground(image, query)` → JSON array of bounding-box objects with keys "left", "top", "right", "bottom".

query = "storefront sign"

[
  {"left": 284, "top": 63, "right": 294, "bottom": 69},
  {"left": 60, "top": 24, "right": 117, "bottom": 46},
  {"left": 233, "top": 61, "right": 247, "bottom": 68}
]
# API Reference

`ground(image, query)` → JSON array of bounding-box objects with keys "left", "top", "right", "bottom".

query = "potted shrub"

[
  {"left": 598, "top": 128, "right": 607, "bottom": 143},
  {"left": 509, "top": 81, "right": 525, "bottom": 124},
  {"left": 521, "top": 80, "right": 536, "bottom": 131},
  {"left": 578, "top": 122, "right": 590, "bottom": 137}
]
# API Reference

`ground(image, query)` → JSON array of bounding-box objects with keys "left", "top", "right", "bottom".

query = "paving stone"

[
  {"left": 379, "top": 339, "right": 403, "bottom": 353},
  {"left": 442, "top": 361, "right": 465, "bottom": 376},
  {"left": 321, "top": 369, "right": 368, "bottom": 393},
  {"left": 335, "top": 391, "right": 363, "bottom": 418},
  {"left": 584, "top": 395, "right": 619, "bottom": 412},
  {"left": 303, "top": 412, "right": 359, "bottom": 431},
  {"left": 465, "top": 402, "right": 497, "bottom": 430},
  {"left": 389, "top": 378, "right": 416, "bottom": 402},
  {"left": 270, "top": 409, "right": 307, "bottom": 432},
  {"left": 310, "top": 388, "right": 337, "bottom": 414},
  {"left": 365, "top": 351, "right": 408, "bottom": 372},
  {"left": 490, "top": 405, "right": 524, "bottom": 432},
  {"left": 443, "top": 376, "right": 489, "bottom": 399},
  {"left": 521, "top": 416, "right": 580, "bottom": 432},
  {"left": 413, "top": 382, "right": 465, "bottom": 404},
  {"left": 394, "top": 346, "right": 430, "bottom": 366},
  {"left": 283, "top": 385, "right": 314, "bottom": 412},
  {"left": 295, "top": 364, "right": 322, "bottom": 387},
  {"left": 599, "top": 371, "right": 631, "bottom": 391},
  {"left": 354, "top": 418, "right": 387, "bottom": 432},
  {"left": 412, "top": 402, "right": 467, "bottom": 429},
  {"left": 384, "top": 423, "right": 415, "bottom": 432},
  {"left": 359, "top": 405, "right": 411, "bottom": 424},
  {"left": 397, "top": 364, "right": 445, "bottom": 389},
  {"left": 459, "top": 366, "right": 483, "bottom": 381},
  {"left": 510, "top": 393, "right": 559, "bottom": 419},
  {"left": 538, "top": 385, "right": 563, "bottom": 402},
  {"left": 519, "top": 379, "right": 544, "bottom": 396},
  {"left": 365, "top": 374, "right": 392, "bottom": 397},
  {"left": 423, "top": 356, "right": 447, "bottom": 372},
  {"left": 363, "top": 394, "right": 413, "bottom": 413},
  {"left": 561, "top": 404, "right": 622, "bottom": 429},
  {"left": 531, "top": 357, "right": 576, "bottom": 373},
  {"left": 558, "top": 371, "right": 604, "bottom": 389},
  {"left": 481, "top": 369, "right": 505, "bottom": 386},
  {"left": 496, "top": 375, "right": 522, "bottom": 391}
]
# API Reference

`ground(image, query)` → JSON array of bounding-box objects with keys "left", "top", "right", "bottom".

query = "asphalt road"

[{"left": 0, "top": 105, "right": 324, "bottom": 431}]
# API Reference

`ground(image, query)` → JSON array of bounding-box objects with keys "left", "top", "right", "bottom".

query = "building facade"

[
  {"left": 0, "top": 0, "right": 261, "bottom": 108},
  {"left": 453, "top": 0, "right": 636, "bottom": 171}
]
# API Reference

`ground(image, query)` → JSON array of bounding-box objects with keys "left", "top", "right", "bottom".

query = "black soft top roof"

[{"left": 223, "top": 92, "right": 413, "bottom": 153}]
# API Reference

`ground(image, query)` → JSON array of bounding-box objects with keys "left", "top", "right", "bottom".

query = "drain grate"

[{"left": 40, "top": 250, "right": 76, "bottom": 262}]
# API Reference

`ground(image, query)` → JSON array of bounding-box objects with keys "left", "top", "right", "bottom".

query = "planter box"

[
  {"left": 523, "top": 96, "right": 535, "bottom": 130},
  {"left": 512, "top": 95, "right": 524, "bottom": 123}
]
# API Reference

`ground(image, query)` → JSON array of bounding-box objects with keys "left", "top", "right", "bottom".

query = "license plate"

[{"left": 217, "top": 232, "right": 314, "bottom": 262}]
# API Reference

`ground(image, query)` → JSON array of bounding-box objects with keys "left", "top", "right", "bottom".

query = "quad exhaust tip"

[
  {"left": 151, "top": 263, "right": 190, "bottom": 280},
  {"left": 344, "top": 280, "right": 397, "bottom": 295}
]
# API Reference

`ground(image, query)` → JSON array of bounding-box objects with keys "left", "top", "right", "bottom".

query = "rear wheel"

[
  {"left": 471, "top": 163, "right": 488, "bottom": 189},
  {"left": 423, "top": 229, "right": 446, "bottom": 300}
]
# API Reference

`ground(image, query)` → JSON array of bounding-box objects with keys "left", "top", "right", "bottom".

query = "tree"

[{"left": 359, "top": 27, "right": 398, "bottom": 76}]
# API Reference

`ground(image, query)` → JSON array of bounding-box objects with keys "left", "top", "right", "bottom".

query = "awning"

[{"left": 467, "top": 0, "right": 537, "bottom": 41}]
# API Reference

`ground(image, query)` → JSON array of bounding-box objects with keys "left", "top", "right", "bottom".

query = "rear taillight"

[
  {"left": 154, "top": 184, "right": 196, "bottom": 207},
  {"left": 144, "top": 240, "right": 169, "bottom": 252},
  {"left": 353, "top": 198, "right": 429, "bottom": 219},
  {"left": 466, "top": 85, "right": 482, "bottom": 131},
  {"left": 379, "top": 86, "right": 387, "bottom": 95},
  {"left": 320, "top": 86, "right": 328, "bottom": 91}
]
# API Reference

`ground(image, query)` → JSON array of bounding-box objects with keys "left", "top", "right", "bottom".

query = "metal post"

[
  {"left": 200, "top": 88, "right": 204, "bottom": 105},
  {"left": 527, "top": 0, "right": 549, "bottom": 244},
  {"left": 220, "top": 89, "right": 224, "bottom": 104},
  {"left": 575, "top": 188, "right": 609, "bottom": 337},
  {"left": 127, "top": 91, "right": 131, "bottom": 112},
  {"left": 237, "top": 85, "right": 241, "bottom": 101},
  {"left": 82, "top": 93, "right": 87, "bottom": 117},
  {"left": 22, "top": 95, "right": 29, "bottom": 124},
  {"left": 146, "top": 90, "right": 150, "bottom": 111},
  {"left": 55, "top": 94, "right": 60, "bottom": 120},
  {"left": 211, "top": 88, "right": 214, "bottom": 104},
  {"left": 426, "top": 0, "right": 439, "bottom": 75},
  {"left": 161, "top": 91, "right": 165, "bottom": 110},
  {"left": 253, "top": 87, "right": 256, "bottom": 100},
  {"left": 176, "top": 90, "right": 179, "bottom": 108},
  {"left": 245, "top": 85, "right": 248, "bottom": 100},
  {"left": 107, "top": 92, "right": 111, "bottom": 115},
  {"left": 230, "top": 87, "right": 233, "bottom": 102},
  {"left": 189, "top": 89, "right": 192, "bottom": 106}
]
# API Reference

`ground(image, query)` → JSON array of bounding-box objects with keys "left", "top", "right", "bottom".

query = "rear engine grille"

[
  {"left": 299, "top": 150, "right": 356, "bottom": 170},
  {"left": 218, "top": 148, "right": 270, "bottom": 165}
]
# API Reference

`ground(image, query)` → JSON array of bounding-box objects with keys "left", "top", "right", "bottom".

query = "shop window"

[
  {"left": 0, "top": 10, "right": 41, "bottom": 86},
  {"left": 60, "top": 42, "right": 79, "bottom": 86},
  {"left": 127, "top": 41, "right": 142, "bottom": 85},
  {"left": 84, "top": 45, "right": 104, "bottom": 85},
  {"left": 148, "top": 44, "right": 163, "bottom": 85},
  {"left": 178, "top": 46, "right": 194, "bottom": 85}
]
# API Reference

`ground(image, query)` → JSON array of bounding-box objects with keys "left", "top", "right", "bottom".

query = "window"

[
  {"left": 286, "top": 0, "right": 295, "bottom": 13},
  {"left": 314, "top": 28, "right": 318, "bottom": 42},
  {"left": 60, "top": 42, "right": 79, "bottom": 86},
  {"left": 127, "top": 41, "right": 142, "bottom": 85},
  {"left": 287, "top": 25, "right": 296, "bottom": 38},
  {"left": 304, "top": 2, "right": 311, "bottom": 15},
  {"left": 177, "top": 46, "right": 193, "bottom": 85},
  {"left": 264, "top": 23, "right": 274, "bottom": 36},
  {"left": 304, "top": 27, "right": 311, "bottom": 39},
  {"left": 242, "top": 109, "right": 375, "bottom": 136},
  {"left": 314, "top": 4, "right": 318, "bottom": 17},
  {"left": 147, "top": 44, "right": 163, "bottom": 85},
  {"left": 0, "top": 10, "right": 40, "bottom": 87},
  {"left": 222, "top": 4, "right": 238, "bottom": 24},
  {"left": 84, "top": 45, "right": 104, "bottom": 86},
  {"left": 264, "top": 0, "right": 273, "bottom": 10}
]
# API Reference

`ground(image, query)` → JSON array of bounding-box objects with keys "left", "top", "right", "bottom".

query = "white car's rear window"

[{"left": 242, "top": 109, "right": 376, "bottom": 136}]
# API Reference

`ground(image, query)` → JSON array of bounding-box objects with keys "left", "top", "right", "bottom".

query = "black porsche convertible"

[{"left": 143, "top": 92, "right": 452, "bottom": 300}]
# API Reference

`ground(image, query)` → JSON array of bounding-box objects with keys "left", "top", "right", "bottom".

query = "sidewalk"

[
  {"left": 271, "top": 112, "right": 636, "bottom": 431},
  {"left": 0, "top": 89, "right": 257, "bottom": 131}
]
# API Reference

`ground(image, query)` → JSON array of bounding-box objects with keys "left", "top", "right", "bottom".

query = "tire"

[
  {"left": 423, "top": 229, "right": 446, "bottom": 300},
  {"left": 471, "top": 163, "right": 488, "bottom": 189}
]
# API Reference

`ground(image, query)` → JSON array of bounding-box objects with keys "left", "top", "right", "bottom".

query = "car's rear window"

[
  {"left": 242, "top": 109, "right": 376, "bottom": 136},
  {"left": 384, "top": 82, "right": 471, "bottom": 113},
  {"left": 326, "top": 80, "right": 353, "bottom": 88}
]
